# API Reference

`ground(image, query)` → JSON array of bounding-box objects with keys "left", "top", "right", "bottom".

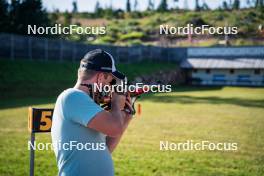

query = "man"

[{"left": 51, "top": 49, "right": 133, "bottom": 176}]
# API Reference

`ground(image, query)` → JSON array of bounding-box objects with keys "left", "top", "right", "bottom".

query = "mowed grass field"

[{"left": 0, "top": 86, "right": 264, "bottom": 176}]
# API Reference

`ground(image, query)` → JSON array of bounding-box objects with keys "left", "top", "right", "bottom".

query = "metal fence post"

[
  {"left": 10, "top": 34, "right": 14, "bottom": 60},
  {"left": 45, "top": 38, "right": 48, "bottom": 61},
  {"left": 28, "top": 37, "right": 32, "bottom": 61},
  {"left": 29, "top": 132, "right": 35, "bottom": 176},
  {"left": 60, "top": 39, "right": 63, "bottom": 62},
  {"left": 72, "top": 42, "right": 76, "bottom": 62}
]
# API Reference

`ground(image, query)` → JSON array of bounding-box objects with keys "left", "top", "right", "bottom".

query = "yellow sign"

[{"left": 28, "top": 107, "right": 54, "bottom": 133}]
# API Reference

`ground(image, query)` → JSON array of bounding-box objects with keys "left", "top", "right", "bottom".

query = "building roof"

[{"left": 180, "top": 58, "right": 264, "bottom": 69}]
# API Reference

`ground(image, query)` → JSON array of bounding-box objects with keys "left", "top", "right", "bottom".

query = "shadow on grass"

[{"left": 142, "top": 94, "right": 264, "bottom": 108}]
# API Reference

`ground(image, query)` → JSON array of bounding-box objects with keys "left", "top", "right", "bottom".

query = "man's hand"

[
  {"left": 111, "top": 92, "right": 126, "bottom": 110},
  {"left": 124, "top": 93, "right": 134, "bottom": 116}
]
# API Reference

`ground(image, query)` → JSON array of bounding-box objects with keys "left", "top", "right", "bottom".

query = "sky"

[{"left": 42, "top": 0, "right": 250, "bottom": 12}]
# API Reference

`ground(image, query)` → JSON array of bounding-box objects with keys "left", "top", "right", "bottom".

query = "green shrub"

[
  {"left": 127, "top": 39, "right": 142, "bottom": 46},
  {"left": 93, "top": 35, "right": 116, "bottom": 44},
  {"left": 119, "top": 32, "right": 145, "bottom": 41}
]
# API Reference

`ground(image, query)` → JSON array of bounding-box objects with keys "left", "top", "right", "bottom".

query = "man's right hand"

[{"left": 111, "top": 92, "right": 126, "bottom": 110}]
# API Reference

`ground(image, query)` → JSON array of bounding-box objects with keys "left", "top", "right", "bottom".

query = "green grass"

[
  {"left": 0, "top": 60, "right": 177, "bottom": 101},
  {"left": 0, "top": 86, "right": 264, "bottom": 176}
]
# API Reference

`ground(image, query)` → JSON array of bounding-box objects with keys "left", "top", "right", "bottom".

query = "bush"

[
  {"left": 119, "top": 32, "right": 145, "bottom": 41},
  {"left": 127, "top": 39, "right": 142, "bottom": 46},
  {"left": 129, "top": 11, "right": 143, "bottom": 18},
  {"left": 93, "top": 35, "right": 116, "bottom": 44}
]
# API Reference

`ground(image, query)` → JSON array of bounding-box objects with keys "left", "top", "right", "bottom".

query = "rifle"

[
  {"left": 81, "top": 77, "right": 149, "bottom": 115},
  {"left": 101, "top": 84, "right": 149, "bottom": 115}
]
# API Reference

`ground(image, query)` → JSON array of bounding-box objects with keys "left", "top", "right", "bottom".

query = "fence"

[
  {"left": 0, "top": 33, "right": 263, "bottom": 62},
  {"left": 0, "top": 33, "right": 185, "bottom": 63}
]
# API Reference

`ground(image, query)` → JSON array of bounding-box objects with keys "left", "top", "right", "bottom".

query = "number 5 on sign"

[
  {"left": 40, "top": 111, "right": 52, "bottom": 131},
  {"left": 28, "top": 107, "right": 54, "bottom": 133}
]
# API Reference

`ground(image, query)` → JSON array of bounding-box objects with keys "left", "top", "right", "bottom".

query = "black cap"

[{"left": 80, "top": 49, "right": 125, "bottom": 80}]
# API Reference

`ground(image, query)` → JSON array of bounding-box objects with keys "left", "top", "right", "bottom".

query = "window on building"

[
  {"left": 230, "top": 69, "right": 235, "bottom": 74},
  {"left": 206, "top": 69, "right": 211, "bottom": 74},
  {"left": 213, "top": 75, "right": 226, "bottom": 83},
  {"left": 254, "top": 69, "right": 260, "bottom": 75},
  {"left": 237, "top": 75, "right": 251, "bottom": 83}
]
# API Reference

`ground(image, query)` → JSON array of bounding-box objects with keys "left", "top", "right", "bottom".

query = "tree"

[
  {"left": 72, "top": 0, "right": 78, "bottom": 13},
  {"left": 94, "top": 1, "right": 103, "bottom": 17},
  {"left": 95, "top": 1, "right": 100, "bottom": 12},
  {"left": 50, "top": 11, "right": 59, "bottom": 24},
  {"left": 261, "top": 0, "right": 264, "bottom": 7},
  {"left": 126, "top": 0, "right": 131, "bottom": 12},
  {"left": 157, "top": 0, "right": 168, "bottom": 12},
  {"left": 9, "top": 0, "right": 20, "bottom": 33},
  {"left": 63, "top": 10, "right": 72, "bottom": 26},
  {"left": 0, "top": 0, "right": 9, "bottom": 32},
  {"left": 147, "top": 0, "right": 154, "bottom": 10},
  {"left": 0, "top": 0, "right": 51, "bottom": 35},
  {"left": 223, "top": 0, "right": 229, "bottom": 10},
  {"left": 201, "top": 0, "right": 210, "bottom": 10},
  {"left": 97, "top": 7, "right": 113, "bottom": 19},
  {"left": 233, "top": 0, "right": 240, "bottom": 9},
  {"left": 10, "top": 0, "right": 50, "bottom": 35},
  {"left": 255, "top": 0, "right": 264, "bottom": 8},
  {"left": 195, "top": 0, "right": 200, "bottom": 11}
]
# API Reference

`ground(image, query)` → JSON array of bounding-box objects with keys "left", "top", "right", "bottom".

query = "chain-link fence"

[
  {"left": 0, "top": 33, "right": 263, "bottom": 63},
  {"left": 0, "top": 33, "right": 186, "bottom": 63}
]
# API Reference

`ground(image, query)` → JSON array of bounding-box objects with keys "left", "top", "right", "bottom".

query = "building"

[{"left": 180, "top": 58, "right": 264, "bottom": 86}]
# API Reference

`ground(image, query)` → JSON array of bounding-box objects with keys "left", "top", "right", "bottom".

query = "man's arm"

[
  {"left": 106, "top": 112, "right": 132, "bottom": 153},
  {"left": 106, "top": 95, "right": 134, "bottom": 153},
  {"left": 87, "top": 93, "right": 126, "bottom": 137}
]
